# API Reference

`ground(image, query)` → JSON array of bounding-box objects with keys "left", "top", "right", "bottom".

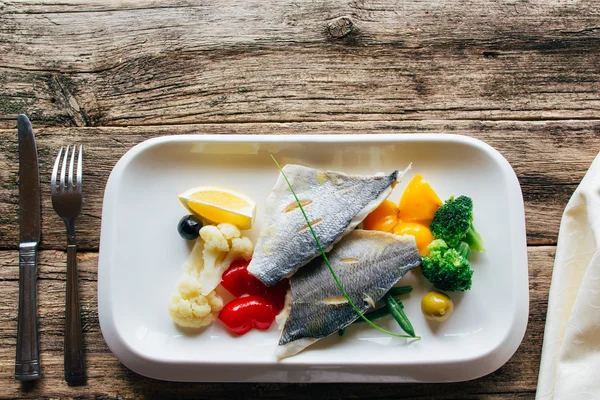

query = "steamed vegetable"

[
  {"left": 385, "top": 294, "right": 416, "bottom": 337},
  {"left": 421, "top": 239, "right": 473, "bottom": 292},
  {"left": 218, "top": 296, "right": 277, "bottom": 335},
  {"left": 168, "top": 239, "right": 223, "bottom": 328},
  {"left": 429, "top": 195, "right": 485, "bottom": 252},
  {"left": 387, "top": 286, "right": 414, "bottom": 297},
  {"left": 455, "top": 241, "right": 471, "bottom": 260},
  {"left": 198, "top": 223, "right": 253, "bottom": 295},
  {"left": 221, "top": 259, "right": 288, "bottom": 311},
  {"left": 363, "top": 174, "right": 439, "bottom": 256},
  {"left": 398, "top": 174, "right": 443, "bottom": 223},
  {"left": 362, "top": 199, "right": 399, "bottom": 232},
  {"left": 392, "top": 222, "right": 434, "bottom": 256},
  {"left": 168, "top": 280, "right": 224, "bottom": 328},
  {"left": 351, "top": 286, "right": 413, "bottom": 325}
]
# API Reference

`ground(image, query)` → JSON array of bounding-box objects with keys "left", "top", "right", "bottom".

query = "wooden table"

[{"left": 1, "top": 0, "right": 599, "bottom": 398}]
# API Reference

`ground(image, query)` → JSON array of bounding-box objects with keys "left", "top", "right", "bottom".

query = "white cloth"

[{"left": 537, "top": 153, "right": 600, "bottom": 399}]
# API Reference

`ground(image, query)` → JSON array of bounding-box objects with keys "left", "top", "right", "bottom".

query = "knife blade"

[
  {"left": 15, "top": 114, "right": 41, "bottom": 381},
  {"left": 18, "top": 115, "right": 41, "bottom": 243}
]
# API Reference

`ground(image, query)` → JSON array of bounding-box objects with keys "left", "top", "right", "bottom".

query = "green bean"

[
  {"left": 387, "top": 286, "right": 413, "bottom": 297},
  {"left": 354, "top": 306, "right": 391, "bottom": 323},
  {"left": 384, "top": 294, "right": 416, "bottom": 338},
  {"left": 353, "top": 286, "right": 413, "bottom": 324}
]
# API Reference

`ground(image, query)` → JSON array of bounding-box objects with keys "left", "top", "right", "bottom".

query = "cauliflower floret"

[
  {"left": 230, "top": 236, "right": 253, "bottom": 260},
  {"left": 199, "top": 223, "right": 254, "bottom": 295},
  {"left": 201, "top": 225, "right": 230, "bottom": 253},
  {"left": 217, "top": 223, "right": 241, "bottom": 240},
  {"left": 168, "top": 223, "right": 253, "bottom": 328},
  {"left": 168, "top": 277, "right": 223, "bottom": 328},
  {"left": 169, "top": 238, "right": 223, "bottom": 328},
  {"left": 182, "top": 237, "right": 205, "bottom": 281}
]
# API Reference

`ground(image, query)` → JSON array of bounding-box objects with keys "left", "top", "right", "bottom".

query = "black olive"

[{"left": 177, "top": 215, "right": 203, "bottom": 240}]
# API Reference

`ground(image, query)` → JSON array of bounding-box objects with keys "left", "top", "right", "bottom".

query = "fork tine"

[
  {"left": 51, "top": 146, "right": 63, "bottom": 190},
  {"left": 68, "top": 145, "right": 76, "bottom": 188},
  {"left": 77, "top": 145, "right": 83, "bottom": 187},
  {"left": 60, "top": 145, "right": 69, "bottom": 188}
]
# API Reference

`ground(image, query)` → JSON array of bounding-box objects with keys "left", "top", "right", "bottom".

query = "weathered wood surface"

[
  {"left": 0, "top": 247, "right": 554, "bottom": 399},
  {"left": 0, "top": 120, "right": 598, "bottom": 251},
  {"left": 1, "top": 0, "right": 600, "bottom": 128},
  {"left": 1, "top": 0, "right": 599, "bottom": 398}
]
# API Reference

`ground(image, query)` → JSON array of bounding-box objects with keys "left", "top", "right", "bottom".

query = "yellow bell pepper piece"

[
  {"left": 393, "top": 222, "right": 434, "bottom": 256},
  {"left": 363, "top": 174, "right": 441, "bottom": 255},
  {"left": 398, "top": 174, "right": 442, "bottom": 223},
  {"left": 363, "top": 200, "right": 399, "bottom": 233}
]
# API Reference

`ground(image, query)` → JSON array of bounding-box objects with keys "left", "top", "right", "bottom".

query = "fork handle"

[
  {"left": 15, "top": 242, "right": 41, "bottom": 381},
  {"left": 65, "top": 237, "right": 86, "bottom": 384}
]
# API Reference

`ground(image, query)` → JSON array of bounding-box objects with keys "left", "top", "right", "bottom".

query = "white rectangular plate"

[{"left": 98, "top": 134, "right": 529, "bottom": 383}]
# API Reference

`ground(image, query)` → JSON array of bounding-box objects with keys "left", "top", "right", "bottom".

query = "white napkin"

[{"left": 536, "top": 153, "right": 600, "bottom": 400}]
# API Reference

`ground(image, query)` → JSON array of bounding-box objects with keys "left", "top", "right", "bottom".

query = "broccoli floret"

[
  {"left": 421, "top": 239, "right": 473, "bottom": 292},
  {"left": 430, "top": 195, "right": 485, "bottom": 252},
  {"left": 455, "top": 241, "right": 471, "bottom": 260}
]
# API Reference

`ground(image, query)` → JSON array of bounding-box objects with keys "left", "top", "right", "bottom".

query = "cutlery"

[
  {"left": 51, "top": 145, "right": 86, "bottom": 384},
  {"left": 16, "top": 115, "right": 42, "bottom": 382}
]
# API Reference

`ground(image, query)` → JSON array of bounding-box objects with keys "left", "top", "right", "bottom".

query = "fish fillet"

[
  {"left": 247, "top": 164, "right": 408, "bottom": 286},
  {"left": 276, "top": 230, "right": 421, "bottom": 359}
]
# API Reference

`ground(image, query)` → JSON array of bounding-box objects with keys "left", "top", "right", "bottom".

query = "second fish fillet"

[{"left": 276, "top": 229, "right": 422, "bottom": 358}]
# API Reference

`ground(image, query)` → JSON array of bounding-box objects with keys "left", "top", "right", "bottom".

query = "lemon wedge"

[{"left": 177, "top": 186, "right": 256, "bottom": 230}]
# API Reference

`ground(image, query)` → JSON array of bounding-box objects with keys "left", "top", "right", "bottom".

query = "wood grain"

[
  {"left": 1, "top": 0, "right": 598, "bottom": 398},
  {"left": 1, "top": 0, "right": 600, "bottom": 128},
  {"left": 1, "top": 120, "right": 598, "bottom": 251},
  {"left": 0, "top": 246, "right": 554, "bottom": 399}
]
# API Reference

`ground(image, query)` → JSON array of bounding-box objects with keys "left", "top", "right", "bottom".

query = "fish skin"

[
  {"left": 248, "top": 164, "right": 401, "bottom": 286},
  {"left": 276, "top": 230, "right": 421, "bottom": 359}
]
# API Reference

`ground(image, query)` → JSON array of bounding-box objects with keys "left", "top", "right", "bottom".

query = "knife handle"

[
  {"left": 15, "top": 242, "right": 41, "bottom": 381},
  {"left": 64, "top": 238, "right": 86, "bottom": 385}
]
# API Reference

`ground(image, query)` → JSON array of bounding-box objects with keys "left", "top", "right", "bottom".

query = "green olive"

[{"left": 421, "top": 291, "right": 454, "bottom": 322}]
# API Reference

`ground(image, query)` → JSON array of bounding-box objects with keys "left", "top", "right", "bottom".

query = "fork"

[{"left": 51, "top": 145, "right": 86, "bottom": 385}]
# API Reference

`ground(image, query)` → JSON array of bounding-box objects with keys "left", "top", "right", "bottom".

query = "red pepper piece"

[
  {"left": 221, "top": 259, "right": 264, "bottom": 297},
  {"left": 221, "top": 260, "right": 289, "bottom": 312},
  {"left": 218, "top": 296, "right": 277, "bottom": 335},
  {"left": 263, "top": 279, "right": 289, "bottom": 311}
]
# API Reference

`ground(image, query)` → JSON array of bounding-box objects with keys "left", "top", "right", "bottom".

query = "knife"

[{"left": 15, "top": 114, "right": 41, "bottom": 381}]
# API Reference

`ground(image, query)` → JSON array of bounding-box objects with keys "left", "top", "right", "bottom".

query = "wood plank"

[
  {"left": 0, "top": 246, "right": 554, "bottom": 398},
  {"left": 1, "top": 1, "right": 600, "bottom": 127},
  {"left": 1, "top": 120, "right": 597, "bottom": 250}
]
